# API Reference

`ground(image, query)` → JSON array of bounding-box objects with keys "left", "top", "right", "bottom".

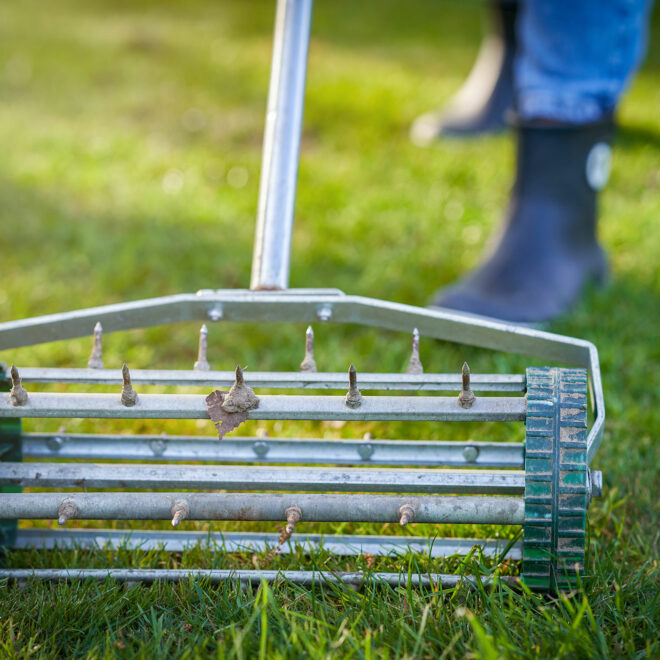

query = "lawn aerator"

[{"left": 0, "top": 0, "right": 605, "bottom": 591}]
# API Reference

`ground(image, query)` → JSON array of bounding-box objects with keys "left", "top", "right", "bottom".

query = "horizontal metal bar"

[
  {"left": 0, "top": 288, "right": 603, "bottom": 463},
  {"left": 14, "top": 528, "right": 522, "bottom": 559},
  {"left": 0, "top": 289, "right": 588, "bottom": 364},
  {"left": 17, "top": 368, "right": 526, "bottom": 392},
  {"left": 0, "top": 463, "right": 525, "bottom": 494},
  {"left": 0, "top": 492, "right": 525, "bottom": 524},
  {"left": 0, "top": 568, "right": 518, "bottom": 587},
  {"left": 0, "top": 392, "right": 525, "bottom": 421},
  {"left": 22, "top": 433, "right": 525, "bottom": 468}
]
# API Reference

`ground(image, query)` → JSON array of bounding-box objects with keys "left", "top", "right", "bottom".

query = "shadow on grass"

[{"left": 617, "top": 123, "right": 660, "bottom": 149}]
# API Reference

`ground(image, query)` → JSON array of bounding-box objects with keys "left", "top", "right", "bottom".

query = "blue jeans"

[{"left": 515, "top": 0, "right": 654, "bottom": 123}]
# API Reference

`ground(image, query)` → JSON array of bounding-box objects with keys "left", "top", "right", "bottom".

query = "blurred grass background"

[{"left": 0, "top": 0, "right": 658, "bottom": 657}]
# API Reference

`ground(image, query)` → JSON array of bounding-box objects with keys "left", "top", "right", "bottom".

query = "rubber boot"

[
  {"left": 431, "top": 120, "right": 613, "bottom": 323},
  {"left": 410, "top": 0, "right": 517, "bottom": 145}
]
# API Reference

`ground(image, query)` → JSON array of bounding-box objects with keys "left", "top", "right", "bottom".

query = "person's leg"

[
  {"left": 433, "top": 0, "right": 653, "bottom": 323},
  {"left": 410, "top": 0, "right": 518, "bottom": 144},
  {"left": 516, "top": 0, "right": 651, "bottom": 123}
]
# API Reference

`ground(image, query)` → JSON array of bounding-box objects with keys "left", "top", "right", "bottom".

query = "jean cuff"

[{"left": 517, "top": 92, "right": 609, "bottom": 125}]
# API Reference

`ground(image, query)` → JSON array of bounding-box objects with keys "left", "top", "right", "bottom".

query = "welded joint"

[
  {"left": 170, "top": 500, "right": 190, "bottom": 527},
  {"left": 398, "top": 504, "right": 415, "bottom": 527},
  {"left": 57, "top": 500, "right": 78, "bottom": 526}
]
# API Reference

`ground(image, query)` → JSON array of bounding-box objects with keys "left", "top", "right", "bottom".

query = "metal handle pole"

[{"left": 250, "top": 0, "right": 313, "bottom": 290}]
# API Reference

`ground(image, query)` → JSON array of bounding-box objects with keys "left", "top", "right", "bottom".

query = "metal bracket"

[{"left": 0, "top": 289, "right": 605, "bottom": 463}]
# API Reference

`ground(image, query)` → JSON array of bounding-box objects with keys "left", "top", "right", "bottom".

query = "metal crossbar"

[
  {"left": 13, "top": 528, "right": 522, "bottom": 558},
  {"left": 16, "top": 368, "right": 526, "bottom": 392},
  {"left": 0, "top": 464, "right": 526, "bottom": 494},
  {"left": 0, "top": 568, "right": 519, "bottom": 588},
  {"left": 0, "top": 493, "right": 524, "bottom": 524},
  {"left": 0, "top": 392, "right": 525, "bottom": 421},
  {"left": 22, "top": 433, "right": 525, "bottom": 467}
]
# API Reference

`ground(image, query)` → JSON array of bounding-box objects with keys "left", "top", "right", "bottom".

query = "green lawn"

[{"left": 1, "top": 0, "right": 659, "bottom": 657}]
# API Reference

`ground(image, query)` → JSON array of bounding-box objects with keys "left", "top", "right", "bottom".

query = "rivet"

[
  {"left": 462, "top": 445, "right": 479, "bottom": 463},
  {"left": 46, "top": 436, "right": 64, "bottom": 452},
  {"left": 253, "top": 441, "right": 269, "bottom": 458},
  {"left": 316, "top": 305, "right": 332, "bottom": 322},
  {"left": 208, "top": 305, "right": 223, "bottom": 322},
  {"left": 149, "top": 438, "right": 167, "bottom": 456},
  {"left": 357, "top": 443, "right": 374, "bottom": 461}
]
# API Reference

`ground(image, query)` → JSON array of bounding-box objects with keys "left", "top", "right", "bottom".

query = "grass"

[{"left": 0, "top": 0, "right": 659, "bottom": 657}]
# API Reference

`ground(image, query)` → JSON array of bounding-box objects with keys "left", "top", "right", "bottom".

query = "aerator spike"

[
  {"left": 406, "top": 328, "right": 424, "bottom": 374},
  {"left": 87, "top": 322, "right": 104, "bottom": 369},
  {"left": 458, "top": 362, "right": 476, "bottom": 409},
  {"left": 221, "top": 365, "right": 259, "bottom": 413},
  {"left": 120, "top": 363, "right": 138, "bottom": 407},
  {"left": 9, "top": 365, "right": 28, "bottom": 406},
  {"left": 193, "top": 324, "right": 211, "bottom": 371},
  {"left": 399, "top": 504, "right": 415, "bottom": 527},
  {"left": 300, "top": 326, "right": 317, "bottom": 372},
  {"left": 345, "top": 364, "right": 362, "bottom": 408},
  {"left": 170, "top": 500, "right": 189, "bottom": 527},
  {"left": 57, "top": 500, "right": 77, "bottom": 526},
  {"left": 285, "top": 505, "right": 302, "bottom": 535}
]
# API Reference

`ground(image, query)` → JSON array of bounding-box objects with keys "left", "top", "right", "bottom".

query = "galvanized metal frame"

[
  {"left": 0, "top": 290, "right": 605, "bottom": 463},
  {"left": 0, "top": 0, "right": 605, "bottom": 590}
]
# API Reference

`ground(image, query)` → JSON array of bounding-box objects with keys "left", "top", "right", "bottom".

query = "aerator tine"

[{"left": 87, "top": 322, "right": 104, "bottom": 369}]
